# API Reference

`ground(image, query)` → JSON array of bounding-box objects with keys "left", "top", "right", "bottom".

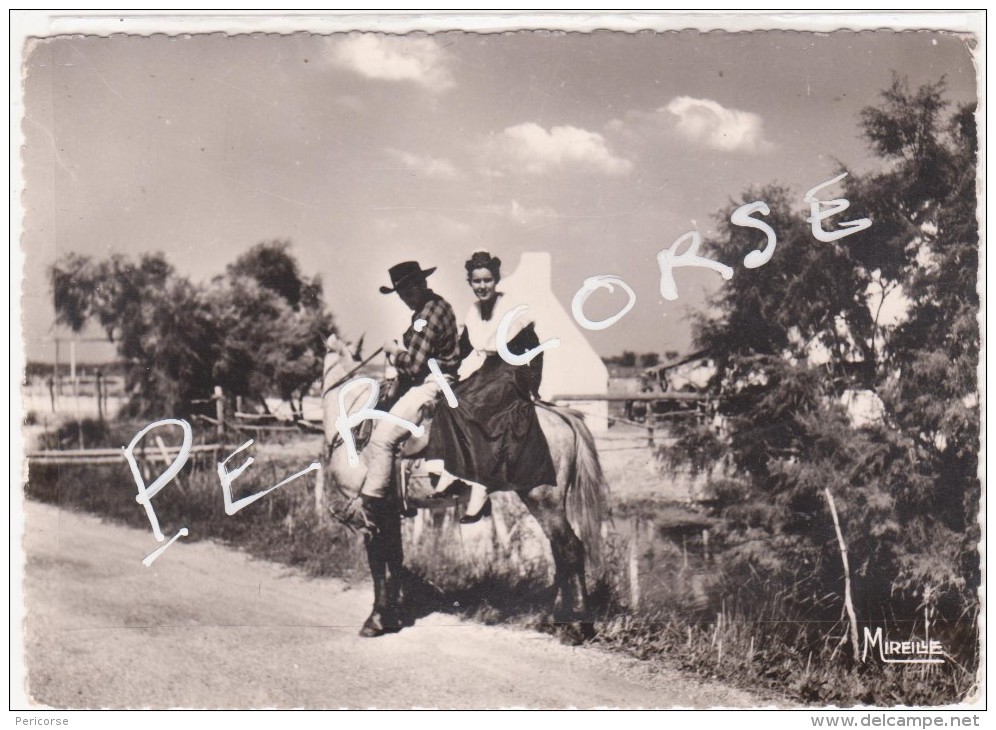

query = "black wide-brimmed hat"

[{"left": 379, "top": 261, "right": 437, "bottom": 294}]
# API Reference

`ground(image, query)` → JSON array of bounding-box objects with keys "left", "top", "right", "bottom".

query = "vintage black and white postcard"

[{"left": 11, "top": 11, "right": 985, "bottom": 715}]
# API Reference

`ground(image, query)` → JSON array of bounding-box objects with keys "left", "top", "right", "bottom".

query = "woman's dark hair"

[{"left": 465, "top": 250, "right": 502, "bottom": 282}]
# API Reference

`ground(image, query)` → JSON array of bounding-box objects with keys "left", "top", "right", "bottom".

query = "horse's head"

[
  {"left": 321, "top": 334, "right": 361, "bottom": 442},
  {"left": 324, "top": 333, "right": 358, "bottom": 365}
]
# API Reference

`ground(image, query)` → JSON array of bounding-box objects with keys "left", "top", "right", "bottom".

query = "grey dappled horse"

[{"left": 321, "top": 336, "right": 607, "bottom": 642}]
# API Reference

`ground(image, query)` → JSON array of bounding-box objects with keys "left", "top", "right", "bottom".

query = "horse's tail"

[{"left": 539, "top": 402, "right": 609, "bottom": 574}]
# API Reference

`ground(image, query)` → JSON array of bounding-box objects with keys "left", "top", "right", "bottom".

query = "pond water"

[
  {"left": 401, "top": 490, "right": 724, "bottom": 618},
  {"left": 606, "top": 508, "right": 720, "bottom": 617}
]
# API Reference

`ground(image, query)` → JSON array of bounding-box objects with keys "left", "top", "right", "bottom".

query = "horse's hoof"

[
  {"left": 358, "top": 622, "right": 385, "bottom": 638},
  {"left": 579, "top": 622, "right": 597, "bottom": 641},
  {"left": 359, "top": 610, "right": 403, "bottom": 638},
  {"left": 556, "top": 621, "right": 596, "bottom": 646}
]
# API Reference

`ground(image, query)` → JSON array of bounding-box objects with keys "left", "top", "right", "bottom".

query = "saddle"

[
  {"left": 345, "top": 387, "right": 453, "bottom": 510},
  {"left": 350, "top": 383, "right": 553, "bottom": 512}
]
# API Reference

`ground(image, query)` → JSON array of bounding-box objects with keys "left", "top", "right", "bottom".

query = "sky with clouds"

[{"left": 19, "top": 29, "right": 977, "bottom": 363}]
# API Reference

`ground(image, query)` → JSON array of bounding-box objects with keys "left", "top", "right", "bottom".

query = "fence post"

[
  {"left": 314, "top": 463, "right": 325, "bottom": 522},
  {"left": 628, "top": 519, "right": 641, "bottom": 610},
  {"left": 54, "top": 340, "right": 61, "bottom": 396},
  {"left": 95, "top": 369, "right": 104, "bottom": 423},
  {"left": 214, "top": 386, "right": 225, "bottom": 440}
]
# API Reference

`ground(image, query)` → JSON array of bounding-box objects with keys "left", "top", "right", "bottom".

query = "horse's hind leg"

[{"left": 518, "top": 486, "right": 594, "bottom": 642}]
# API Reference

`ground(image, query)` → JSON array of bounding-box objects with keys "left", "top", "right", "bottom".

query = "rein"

[{"left": 322, "top": 346, "right": 385, "bottom": 397}]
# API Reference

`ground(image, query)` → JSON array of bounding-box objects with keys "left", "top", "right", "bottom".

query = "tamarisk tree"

[
  {"left": 668, "top": 77, "right": 980, "bottom": 632},
  {"left": 51, "top": 241, "right": 336, "bottom": 418}
]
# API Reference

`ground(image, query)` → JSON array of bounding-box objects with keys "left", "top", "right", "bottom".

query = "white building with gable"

[{"left": 498, "top": 252, "right": 609, "bottom": 432}]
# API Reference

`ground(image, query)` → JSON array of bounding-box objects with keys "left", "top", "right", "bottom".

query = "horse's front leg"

[
  {"left": 362, "top": 531, "right": 389, "bottom": 637},
  {"left": 381, "top": 504, "right": 406, "bottom": 625},
  {"left": 359, "top": 498, "right": 404, "bottom": 638}
]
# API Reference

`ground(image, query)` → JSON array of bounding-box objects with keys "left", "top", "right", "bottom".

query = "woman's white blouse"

[{"left": 458, "top": 291, "right": 534, "bottom": 378}]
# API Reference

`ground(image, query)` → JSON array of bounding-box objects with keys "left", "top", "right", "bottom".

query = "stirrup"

[
  {"left": 427, "top": 487, "right": 458, "bottom": 502},
  {"left": 427, "top": 476, "right": 462, "bottom": 501}
]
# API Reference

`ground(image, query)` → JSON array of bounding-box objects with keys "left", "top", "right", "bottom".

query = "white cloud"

[
  {"left": 387, "top": 149, "right": 459, "bottom": 180},
  {"left": 492, "top": 123, "right": 632, "bottom": 176},
  {"left": 664, "top": 96, "right": 772, "bottom": 153},
  {"left": 330, "top": 35, "right": 453, "bottom": 91}
]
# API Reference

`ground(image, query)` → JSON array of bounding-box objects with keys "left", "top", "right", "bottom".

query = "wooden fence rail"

[
  {"left": 551, "top": 392, "right": 709, "bottom": 402},
  {"left": 27, "top": 444, "right": 224, "bottom": 466}
]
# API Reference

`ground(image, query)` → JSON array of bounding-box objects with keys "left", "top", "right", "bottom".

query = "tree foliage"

[
  {"left": 210, "top": 243, "right": 334, "bottom": 415},
  {"left": 668, "top": 77, "right": 980, "bottom": 625},
  {"left": 50, "top": 242, "right": 336, "bottom": 418}
]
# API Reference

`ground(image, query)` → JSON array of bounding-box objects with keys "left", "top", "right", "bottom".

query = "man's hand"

[
  {"left": 331, "top": 496, "right": 378, "bottom": 539},
  {"left": 383, "top": 339, "right": 402, "bottom": 357}
]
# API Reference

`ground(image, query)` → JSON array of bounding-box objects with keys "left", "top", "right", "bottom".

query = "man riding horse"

[
  {"left": 329, "top": 257, "right": 605, "bottom": 640},
  {"left": 338, "top": 262, "right": 460, "bottom": 540}
]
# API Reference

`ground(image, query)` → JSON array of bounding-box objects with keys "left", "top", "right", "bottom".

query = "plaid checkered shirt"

[{"left": 394, "top": 292, "right": 461, "bottom": 384}]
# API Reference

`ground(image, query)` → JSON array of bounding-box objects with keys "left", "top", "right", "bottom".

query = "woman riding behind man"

[{"left": 425, "top": 251, "right": 557, "bottom": 522}]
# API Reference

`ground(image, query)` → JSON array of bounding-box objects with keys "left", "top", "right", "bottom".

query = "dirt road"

[{"left": 19, "top": 502, "right": 761, "bottom": 708}]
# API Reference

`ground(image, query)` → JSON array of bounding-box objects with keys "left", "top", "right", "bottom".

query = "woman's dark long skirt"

[{"left": 425, "top": 354, "right": 557, "bottom": 490}]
